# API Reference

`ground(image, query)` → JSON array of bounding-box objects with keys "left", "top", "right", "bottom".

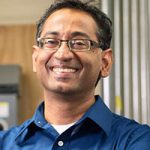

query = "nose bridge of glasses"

[
  {"left": 54, "top": 40, "right": 74, "bottom": 60},
  {"left": 59, "top": 40, "right": 71, "bottom": 51}
]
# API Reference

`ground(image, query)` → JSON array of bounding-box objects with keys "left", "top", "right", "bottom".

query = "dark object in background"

[
  {"left": 0, "top": 123, "right": 3, "bottom": 130},
  {"left": 0, "top": 65, "right": 21, "bottom": 130},
  {"left": 0, "top": 65, "right": 21, "bottom": 95}
]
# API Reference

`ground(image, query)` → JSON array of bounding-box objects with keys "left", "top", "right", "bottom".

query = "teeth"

[{"left": 53, "top": 68, "right": 76, "bottom": 73}]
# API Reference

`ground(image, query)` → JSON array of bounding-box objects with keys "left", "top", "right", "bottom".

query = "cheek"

[
  {"left": 90, "top": 58, "right": 102, "bottom": 79},
  {"left": 36, "top": 51, "right": 54, "bottom": 66},
  {"left": 85, "top": 54, "right": 101, "bottom": 69},
  {"left": 81, "top": 58, "right": 101, "bottom": 81},
  {"left": 33, "top": 51, "right": 54, "bottom": 76}
]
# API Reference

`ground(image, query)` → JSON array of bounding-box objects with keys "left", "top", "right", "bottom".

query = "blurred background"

[{"left": 0, "top": 0, "right": 149, "bottom": 130}]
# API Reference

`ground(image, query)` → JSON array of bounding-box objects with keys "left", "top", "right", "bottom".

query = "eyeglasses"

[{"left": 37, "top": 38, "right": 100, "bottom": 51}]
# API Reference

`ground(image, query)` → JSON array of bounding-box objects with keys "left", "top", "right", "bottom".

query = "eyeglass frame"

[{"left": 37, "top": 37, "right": 101, "bottom": 51}]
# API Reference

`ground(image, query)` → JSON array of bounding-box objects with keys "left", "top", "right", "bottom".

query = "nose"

[{"left": 53, "top": 42, "right": 74, "bottom": 61}]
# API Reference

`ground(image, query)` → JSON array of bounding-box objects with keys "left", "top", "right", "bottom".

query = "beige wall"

[
  {"left": 0, "top": 25, "right": 43, "bottom": 124},
  {"left": 0, "top": 0, "right": 53, "bottom": 25}
]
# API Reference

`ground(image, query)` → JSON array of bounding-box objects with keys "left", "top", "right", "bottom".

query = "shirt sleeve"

[
  {"left": 127, "top": 125, "right": 150, "bottom": 150},
  {"left": 0, "top": 131, "right": 5, "bottom": 150}
]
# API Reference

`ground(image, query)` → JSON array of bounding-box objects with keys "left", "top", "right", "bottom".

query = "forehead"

[{"left": 41, "top": 8, "right": 98, "bottom": 39}]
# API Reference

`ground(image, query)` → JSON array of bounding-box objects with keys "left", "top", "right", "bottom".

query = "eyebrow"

[
  {"left": 71, "top": 32, "right": 90, "bottom": 39},
  {"left": 42, "top": 31, "right": 90, "bottom": 39},
  {"left": 43, "top": 31, "right": 58, "bottom": 37}
]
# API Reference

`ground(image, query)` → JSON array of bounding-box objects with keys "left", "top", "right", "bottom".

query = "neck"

[{"left": 44, "top": 91, "right": 95, "bottom": 125}]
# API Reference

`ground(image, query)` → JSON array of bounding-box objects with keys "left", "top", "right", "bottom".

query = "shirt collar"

[
  {"left": 32, "top": 102, "right": 47, "bottom": 127},
  {"left": 32, "top": 96, "right": 113, "bottom": 135},
  {"left": 85, "top": 95, "right": 113, "bottom": 136},
  {"left": 15, "top": 95, "right": 113, "bottom": 144},
  {"left": 15, "top": 102, "right": 47, "bottom": 145}
]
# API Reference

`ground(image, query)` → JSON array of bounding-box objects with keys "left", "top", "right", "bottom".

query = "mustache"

[{"left": 46, "top": 60, "right": 82, "bottom": 69}]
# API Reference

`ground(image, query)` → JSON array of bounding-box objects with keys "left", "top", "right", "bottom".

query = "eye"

[
  {"left": 43, "top": 39, "right": 59, "bottom": 49},
  {"left": 71, "top": 39, "right": 88, "bottom": 50}
]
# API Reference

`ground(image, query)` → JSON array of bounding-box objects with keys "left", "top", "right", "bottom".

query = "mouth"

[
  {"left": 52, "top": 67, "right": 77, "bottom": 73},
  {"left": 49, "top": 65, "right": 80, "bottom": 80}
]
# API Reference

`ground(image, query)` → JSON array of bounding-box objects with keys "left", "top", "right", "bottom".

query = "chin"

[
  {"left": 48, "top": 85, "right": 81, "bottom": 95},
  {"left": 55, "top": 87, "right": 77, "bottom": 95}
]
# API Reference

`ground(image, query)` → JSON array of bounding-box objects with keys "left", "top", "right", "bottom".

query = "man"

[{"left": 0, "top": 0, "right": 150, "bottom": 149}]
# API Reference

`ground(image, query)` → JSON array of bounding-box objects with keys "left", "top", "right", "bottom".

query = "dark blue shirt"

[{"left": 0, "top": 96, "right": 150, "bottom": 150}]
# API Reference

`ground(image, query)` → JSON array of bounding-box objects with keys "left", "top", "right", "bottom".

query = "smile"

[{"left": 52, "top": 67, "right": 77, "bottom": 73}]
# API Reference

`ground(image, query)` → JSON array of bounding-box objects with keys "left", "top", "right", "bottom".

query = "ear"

[
  {"left": 100, "top": 48, "right": 113, "bottom": 78},
  {"left": 32, "top": 45, "right": 39, "bottom": 72}
]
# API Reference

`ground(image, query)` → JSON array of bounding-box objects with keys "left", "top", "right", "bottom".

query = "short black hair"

[{"left": 36, "top": 0, "right": 112, "bottom": 50}]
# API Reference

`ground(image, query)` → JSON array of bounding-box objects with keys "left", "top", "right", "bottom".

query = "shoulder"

[
  {"left": 112, "top": 113, "right": 150, "bottom": 132},
  {"left": 0, "top": 119, "right": 31, "bottom": 146},
  {"left": 112, "top": 113, "right": 150, "bottom": 149},
  {"left": 0, "top": 102, "right": 44, "bottom": 143}
]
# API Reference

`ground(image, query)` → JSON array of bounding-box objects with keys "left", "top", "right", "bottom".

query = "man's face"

[{"left": 32, "top": 8, "right": 112, "bottom": 96}]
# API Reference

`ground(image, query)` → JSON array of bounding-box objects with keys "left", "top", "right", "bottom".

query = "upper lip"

[
  {"left": 48, "top": 63, "right": 82, "bottom": 70},
  {"left": 50, "top": 65, "right": 79, "bottom": 71}
]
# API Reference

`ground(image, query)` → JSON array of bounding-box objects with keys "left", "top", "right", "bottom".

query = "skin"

[{"left": 32, "top": 8, "right": 113, "bottom": 125}]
